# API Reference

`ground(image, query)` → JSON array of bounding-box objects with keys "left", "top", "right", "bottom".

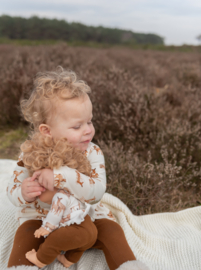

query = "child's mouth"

[{"left": 82, "top": 140, "right": 90, "bottom": 144}]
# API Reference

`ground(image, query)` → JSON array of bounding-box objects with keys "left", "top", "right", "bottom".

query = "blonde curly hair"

[
  {"left": 20, "top": 132, "right": 91, "bottom": 177},
  {"left": 20, "top": 67, "right": 91, "bottom": 131}
]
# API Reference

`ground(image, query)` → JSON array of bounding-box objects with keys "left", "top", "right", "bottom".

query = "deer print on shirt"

[
  {"left": 34, "top": 201, "right": 49, "bottom": 215},
  {"left": 18, "top": 197, "right": 23, "bottom": 204},
  {"left": 54, "top": 174, "right": 66, "bottom": 188},
  {"left": 44, "top": 222, "right": 58, "bottom": 231},
  {"left": 36, "top": 216, "right": 43, "bottom": 219},
  {"left": 21, "top": 206, "right": 31, "bottom": 213},
  {"left": 90, "top": 168, "right": 99, "bottom": 178},
  {"left": 94, "top": 146, "right": 103, "bottom": 155},
  {"left": 70, "top": 203, "right": 80, "bottom": 213},
  {"left": 85, "top": 196, "right": 96, "bottom": 204},
  {"left": 88, "top": 147, "right": 93, "bottom": 155},
  {"left": 89, "top": 168, "right": 100, "bottom": 182},
  {"left": 100, "top": 164, "right": 105, "bottom": 169},
  {"left": 89, "top": 178, "right": 95, "bottom": 185},
  {"left": 51, "top": 197, "right": 66, "bottom": 215},
  {"left": 25, "top": 200, "right": 33, "bottom": 205},
  {"left": 76, "top": 170, "right": 84, "bottom": 187},
  {"left": 83, "top": 150, "right": 88, "bottom": 157},
  {"left": 13, "top": 170, "right": 23, "bottom": 183},
  {"left": 60, "top": 213, "right": 71, "bottom": 223},
  {"left": 107, "top": 210, "right": 115, "bottom": 220},
  {"left": 78, "top": 196, "right": 86, "bottom": 203},
  {"left": 57, "top": 189, "right": 71, "bottom": 197},
  {"left": 10, "top": 184, "right": 17, "bottom": 195},
  {"left": 63, "top": 187, "right": 74, "bottom": 196}
]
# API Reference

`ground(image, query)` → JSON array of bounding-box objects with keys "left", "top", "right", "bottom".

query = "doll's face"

[
  {"left": 40, "top": 94, "right": 95, "bottom": 152},
  {"left": 39, "top": 188, "right": 57, "bottom": 204}
]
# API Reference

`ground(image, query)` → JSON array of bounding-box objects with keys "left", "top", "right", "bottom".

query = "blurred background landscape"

[{"left": 0, "top": 0, "right": 201, "bottom": 215}]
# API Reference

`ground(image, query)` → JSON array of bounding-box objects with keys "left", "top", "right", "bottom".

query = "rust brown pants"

[{"left": 8, "top": 217, "right": 135, "bottom": 270}]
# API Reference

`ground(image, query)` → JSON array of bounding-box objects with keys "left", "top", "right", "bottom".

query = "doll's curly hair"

[
  {"left": 20, "top": 67, "right": 91, "bottom": 131},
  {"left": 20, "top": 132, "right": 91, "bottom": 177}
]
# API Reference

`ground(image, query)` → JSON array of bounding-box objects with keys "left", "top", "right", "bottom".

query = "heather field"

[{"left": 0, "top": 44, "right": 201, "bottom": 215}]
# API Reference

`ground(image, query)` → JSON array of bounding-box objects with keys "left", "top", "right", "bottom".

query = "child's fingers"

[
  {"left": 38, "top": 177, "right": 53, "bottom": 191},
  {"left": 28, "top": 180, "right": 42, "bottom": 186},
  {"left": 27, "top": 181, "right": 45, "bottom": 189},
  {"left": 30, "top": 170, "right": 42, "bottom": 181},
  {"left": 28, "top": 191, "right": 42, "bottom": 198},
  {"left": 27, "top": 186, "right": 45, "bottom": 193}
]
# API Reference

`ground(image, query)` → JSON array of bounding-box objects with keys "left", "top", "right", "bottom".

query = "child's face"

[{"left": 47, "top": 94, "right": 95, "bottom": 152}]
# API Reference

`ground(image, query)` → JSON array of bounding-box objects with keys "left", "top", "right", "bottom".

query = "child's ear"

[{"left": 39, "top": 124, "right": 52, "bottom": 137}]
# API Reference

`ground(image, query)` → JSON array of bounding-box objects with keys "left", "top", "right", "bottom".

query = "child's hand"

[
  {"left": 34, "top": 227, "right": 49, "bottom": 238},
  {"left": 30, "top": 169, "right": 54, "bottom": 191},
  {"left": 21, "top": 177, "right": 46, "bottom": 203}
]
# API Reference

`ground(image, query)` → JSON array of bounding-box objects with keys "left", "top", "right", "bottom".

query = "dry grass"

[{"left": 0, "top": 44, "right": 201, "bottom": 214}]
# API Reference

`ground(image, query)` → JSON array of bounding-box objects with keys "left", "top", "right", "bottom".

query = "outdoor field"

[{"left": 0, "top": 44, "right": 201, "bottom": 215}]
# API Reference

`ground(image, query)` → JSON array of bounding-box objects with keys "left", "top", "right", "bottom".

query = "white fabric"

[
  {"left": 116, "top": 260, "right": 150, "bottom": 270},
  {"left": 1, "top": 159, "right": 201, "bottom": 270}
]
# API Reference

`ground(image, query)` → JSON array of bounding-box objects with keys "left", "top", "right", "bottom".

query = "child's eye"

[
  {"left": 88, "top": 121, "right": 92, "bottom": 125},
  {"left": 73, "top": 126, "right": 81, "bottom": 130}
]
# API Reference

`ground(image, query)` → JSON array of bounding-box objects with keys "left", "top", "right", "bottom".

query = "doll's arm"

[
  {"left": 53, "top": 144, "right": 106, "bottom": 204},
  {"left": 38, "top": 193, "right": 67, "bottom": 236}
]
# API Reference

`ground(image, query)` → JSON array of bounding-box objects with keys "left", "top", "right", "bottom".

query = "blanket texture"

[{"left": 0, "top": 159, "right": 201, "bottom": 270}]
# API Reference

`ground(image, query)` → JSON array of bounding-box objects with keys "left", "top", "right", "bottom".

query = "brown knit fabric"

[
  {"left": 8, "top": 218, "right": 135, "bottom": 270},
  {"left": 66, "top": 218, "right": 136, "bottom": 270},
  {"left": 8, "top": 215, "right": 97, "bottom": 267}
]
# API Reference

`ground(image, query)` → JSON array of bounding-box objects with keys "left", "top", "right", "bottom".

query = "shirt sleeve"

[
  {"left": 7, "top": 153, "right": 34, "bottom": 207},
  {"left": 42, "top": 193, "right": 67, "bottom": 233},
  {"left": 53, "top": 144, "right": 106, "bottom": 204}
]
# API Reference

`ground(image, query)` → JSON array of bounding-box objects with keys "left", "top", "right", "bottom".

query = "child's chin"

[{"left": 77, "top": 144, "right": 89, "bottom": 152}]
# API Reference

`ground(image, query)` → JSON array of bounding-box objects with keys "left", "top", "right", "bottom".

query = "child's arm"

[
  {"left": 35, "top": 193, "right": 67, "bottom": 237},
  {"left": 53, "top": 145, "right": 106, "bottom": 203},
  {"left": 7, "top": 154, "right": 45, "bottom": 206},
  {"left": 31, "top": 144, "right": 106, "bottom": 204}
]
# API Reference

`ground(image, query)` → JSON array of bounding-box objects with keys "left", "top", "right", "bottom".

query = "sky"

[{"left": 1, "top": 0, "right": 201, "bottom": 45}]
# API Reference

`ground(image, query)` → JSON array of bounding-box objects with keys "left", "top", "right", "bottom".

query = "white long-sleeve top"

[{"left": 7, "top": 142, "right": 116, "bottom": 225}]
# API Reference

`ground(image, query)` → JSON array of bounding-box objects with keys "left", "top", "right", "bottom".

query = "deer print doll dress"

[{"left": 42, "top": 189, "right": 94, "bottom": 233}]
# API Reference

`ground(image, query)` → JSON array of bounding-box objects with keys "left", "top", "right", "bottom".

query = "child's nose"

[{"left": 85, "top": 125, "right": 92, "bottom": 135}]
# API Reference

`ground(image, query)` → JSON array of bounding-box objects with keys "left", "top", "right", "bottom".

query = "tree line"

[{"left": 0, "top": 15, "right": 164, "bottom": 45}]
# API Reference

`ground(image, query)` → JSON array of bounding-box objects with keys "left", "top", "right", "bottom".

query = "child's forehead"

[{"left": 56, "top": 95, "right": 92, "bottom": 119}]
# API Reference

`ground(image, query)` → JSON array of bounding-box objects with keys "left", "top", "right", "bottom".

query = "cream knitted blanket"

[{"left": 0, "top": 159, "right": 201, "bottom": 270}]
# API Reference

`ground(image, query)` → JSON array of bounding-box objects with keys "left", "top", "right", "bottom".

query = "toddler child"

[{"left": 7, "top": 68, "right": 148, "bottom": 270}]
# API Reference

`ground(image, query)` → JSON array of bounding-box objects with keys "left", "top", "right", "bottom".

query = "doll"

[{"left": 19, "top": 132, "right": 96, "bottom": 268}]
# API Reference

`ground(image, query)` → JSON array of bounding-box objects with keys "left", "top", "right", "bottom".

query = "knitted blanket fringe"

[
  {"left": 1, "top": 160, "right": 201, "bottom": 270},
  {"left": 4, "top": 261, "right": 149, "bottom": 270}
]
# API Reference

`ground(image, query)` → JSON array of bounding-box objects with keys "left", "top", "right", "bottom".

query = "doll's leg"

[
  {"left": 8, "top": 220, "right": 44, "bottom": 267},
  {"left": 31, "top": 215, "right": 97, "bottom": 266},
  {"left": 91, "top": 219, "right": 136, "bottom": 270}
]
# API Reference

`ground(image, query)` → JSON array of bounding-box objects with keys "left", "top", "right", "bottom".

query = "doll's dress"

[{"left": 42, "top": 190, "right": 94, "bottom": 234}]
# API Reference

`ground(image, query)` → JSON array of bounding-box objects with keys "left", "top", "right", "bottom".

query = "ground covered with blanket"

[{"left": 1, "top": 160, "right": 201, "bottom": 270}]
